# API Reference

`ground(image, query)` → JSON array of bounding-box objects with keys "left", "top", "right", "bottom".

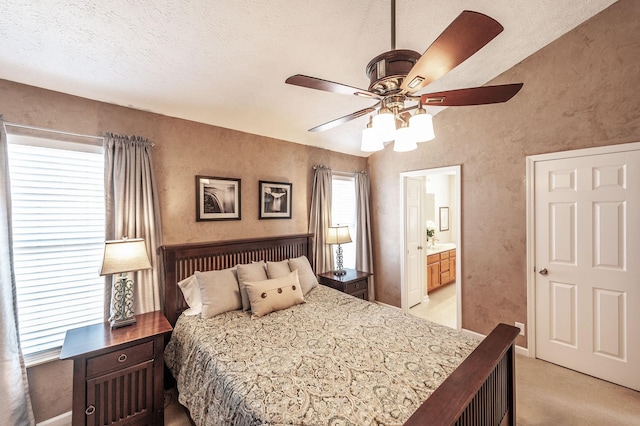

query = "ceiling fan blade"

[
  {"left": 401, "top": 11, "right": 504, "bottom": 93},
  {"left": 286, "top": 75, "right": 382, "bottom": 99},
  {"left": 309, "top": 106, "right": 378, "bottom": 132},
  {"left": 420, "top": 83, "right": 523, "bottom": 106}
]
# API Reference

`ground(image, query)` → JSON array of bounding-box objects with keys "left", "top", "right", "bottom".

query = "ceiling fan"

[{"left": 285, "top": 1, "right": 523, "bottom": 152}]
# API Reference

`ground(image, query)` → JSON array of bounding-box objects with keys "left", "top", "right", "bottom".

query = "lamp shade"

[
  {"left": 326, "top": 226, "right": 352, "bottom": 245},
  {"left": 100, "top": 238, "right": 152, "bottom": 275}
]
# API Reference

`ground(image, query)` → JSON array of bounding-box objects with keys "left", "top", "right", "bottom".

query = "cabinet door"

[
  {"left": 427, "top": 262, "right": 440, "bottom": 292},
  {"left": 450, "top": 252, "right": 456, "bottom": 281},
  {"left": 86, "top": 360, "right": 154, "bottom": 425}
]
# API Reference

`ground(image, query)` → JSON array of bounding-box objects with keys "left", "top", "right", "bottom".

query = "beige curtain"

[
  {"left": 355, "top": 171, "right": 375, "bottom": 301},
  {"left": 309, "top": 166, "right": 333, "bottom": 273},
  {"left": 104, "top": 134, "right": 164, "bottom": 320},
  {"left": 0, "top": 118, "right": 36, "bottom": 426}
]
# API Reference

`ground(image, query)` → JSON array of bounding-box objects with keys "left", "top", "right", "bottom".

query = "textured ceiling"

[{"left": 0, "top": 1, "right": 618, "bottom": 156}]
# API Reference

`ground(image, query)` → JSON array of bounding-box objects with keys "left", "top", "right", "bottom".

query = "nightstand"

[
  {"left": 318, "top": 269, "right": 372, "bottom": 300},
  {"left": 60, "top": 311, "right": 172, "bottom": 426}
]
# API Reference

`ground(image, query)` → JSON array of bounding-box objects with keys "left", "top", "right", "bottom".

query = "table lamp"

[
  {"left": 100, "top": 237, "right": 152, "bottom": 328},
  {"left": 326, "top": 226, "right": 352, "bottom": 276}
]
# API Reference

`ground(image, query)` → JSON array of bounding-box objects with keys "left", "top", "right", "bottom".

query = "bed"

[{"left": 162, "top": 233, "right": 519, "bottom": 425}]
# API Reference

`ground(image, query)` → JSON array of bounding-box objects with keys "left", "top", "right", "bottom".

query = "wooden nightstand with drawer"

[
  {"left": 318, "top": 269, "right": 372, "bottom": 300},
  {"left": 60, "top": 311, "right": 172, "bottom": 426}
]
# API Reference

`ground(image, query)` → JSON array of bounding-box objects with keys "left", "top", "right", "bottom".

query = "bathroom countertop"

[{"left": 426, "top": 243, "right": 456, "bottom": 255}]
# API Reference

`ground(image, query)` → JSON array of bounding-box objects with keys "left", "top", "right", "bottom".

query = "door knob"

[
  {"left": 418, "top": 245, "right": 423, "bottom": 250},
  {"left": 539, "top": 268, "right": 548, "bottom": 276}
]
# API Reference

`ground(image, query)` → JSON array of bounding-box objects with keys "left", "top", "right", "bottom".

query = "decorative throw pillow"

[
  {"left": 288, "top": 255, "right": 318, "bottom": 295},
  {"left": 237, "top": 262, "right": 269, "bottom": 310},
  {"left": 177, "top": 274, "right": 202, "bottom": 316},
  {"left": 196, "top": 268, "right": 242, "bottom": 319},
  {"left": 244, "top": 270, "right": 304, "bottom": 318},
  {"left": 266, "top": 259, "right": 290, "bottom": 279}
]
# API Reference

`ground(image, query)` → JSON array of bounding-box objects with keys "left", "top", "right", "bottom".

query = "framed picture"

[
  {"left": 259, "top": 181, "right": 292, "bottom": 219},
  {"left": 196, "top": 175, "right": 241, "bottom": 221},
  {"left": 439, "top": 207, "right": 449, "bottom": 231}
]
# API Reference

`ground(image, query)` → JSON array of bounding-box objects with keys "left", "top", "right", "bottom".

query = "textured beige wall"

[
  {"left": 3, "top": 0, "right": 639, "bottom": 421},
  {"left": 0, "top": 80, "right": 364, "bottom": 422},
  {"left": 368, "top": 0, "right": 640, "bottom": 346}
]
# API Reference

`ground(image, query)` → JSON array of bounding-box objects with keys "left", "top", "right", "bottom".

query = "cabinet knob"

[
  {"left": 117, "top": 353, "right": 128, "bottom": 363},
  {"left": 85, "top": 405, "right": 96, "bottom": 415}
]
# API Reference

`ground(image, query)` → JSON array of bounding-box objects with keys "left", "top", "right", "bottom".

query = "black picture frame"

[
  {"left": 196, "top": 175, "right": 241, "bottom": 221},
  {"left": 439, "top": 206, "right": 449, "bottom": 231},
  {"left": 259, "top": 181, "right": 292, "bottom": 219}
]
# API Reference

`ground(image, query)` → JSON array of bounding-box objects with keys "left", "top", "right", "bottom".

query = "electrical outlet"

[{"left": 515, "top": 322, "right": 525, "bottom": 336}]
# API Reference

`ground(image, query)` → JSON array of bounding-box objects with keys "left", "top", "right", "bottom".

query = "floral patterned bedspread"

[{"left": 164, "top": 285, "right": 478, "bottom": 426}]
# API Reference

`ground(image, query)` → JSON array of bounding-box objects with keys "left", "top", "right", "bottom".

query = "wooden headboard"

[{"left": 161, "top": 233, "right": 313, "bottom": 326}]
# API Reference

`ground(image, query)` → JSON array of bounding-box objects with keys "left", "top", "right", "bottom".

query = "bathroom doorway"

[{"left": 400, "top": 166, "right": 461, "bottom": 329}]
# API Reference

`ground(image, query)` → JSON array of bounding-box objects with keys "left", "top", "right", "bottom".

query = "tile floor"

[{"left": 409, "top": 281, "right": 456, "bottom": 328}]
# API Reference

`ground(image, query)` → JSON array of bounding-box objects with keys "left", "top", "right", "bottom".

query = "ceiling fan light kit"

[{"left": 286, "top": 2, "right": 523, "bottom": 153}]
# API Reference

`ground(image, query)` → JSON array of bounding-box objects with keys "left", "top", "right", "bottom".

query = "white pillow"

[
  {"left": 288, "top": 256, "right": 318, "bottom": 295},
  {"left": 244, "top": 270, "right": 304, "bottom": 318},
  {"left": 177, "top": 275, "right": 202, "bottom": 316},
  {"left": 266, "top": 259, "right": 291, "bottom": 279},
  {"left": 237, "top": 262, "right": 269, "bottom": 310},
  {"left": 196, "top": 268, "right": 242, "bottom": 319}
]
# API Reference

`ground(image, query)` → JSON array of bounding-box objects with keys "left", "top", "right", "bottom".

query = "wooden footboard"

[
  {"left": 162, "top": 234, "right": 519, "bottom": 426},
  {"left": 404, "top": 323, "right": 520, "bottom": 426}
]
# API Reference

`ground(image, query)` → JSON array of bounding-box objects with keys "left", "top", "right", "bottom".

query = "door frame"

[
  {"left": 525, "top": 141, "right": 640, "bottom": 357},
  {"left": 399, "top": 165, "right": 462, "bottom": 330}
]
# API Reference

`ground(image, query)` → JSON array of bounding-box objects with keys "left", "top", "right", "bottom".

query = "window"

[
  {"left": 7, "top": 133, "right": 105, "bottom": 365},
  {"left": 331, "top": 173, "right": 356, "bottom": 269}
]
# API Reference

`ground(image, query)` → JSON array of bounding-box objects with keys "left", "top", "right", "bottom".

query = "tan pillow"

[
  {"left": 245, "top": 270, "right": 304, "bottom": 318},
  {"left": 266, "top": 260, "right": 290, "bottom": 279},
  {"left": 237, "top": 262, "right": 268, "bottom": 310},
  {"left": 195, "top": 268, "right": 242, "bottom": 319},
  {"left": 288, "top": 256, "right": 318, "bottom": 295}
]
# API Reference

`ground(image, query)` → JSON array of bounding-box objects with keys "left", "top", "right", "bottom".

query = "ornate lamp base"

[{"left": 110, "top": 274, "right": 137, "bottom": 329}]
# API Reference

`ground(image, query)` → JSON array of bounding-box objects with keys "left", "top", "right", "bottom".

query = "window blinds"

[
  {"left": 7, "top": 135, "right": 105, "bottom": 363},
  {"left": 331, "top": 174, "right": 357, "bottom": 269}
]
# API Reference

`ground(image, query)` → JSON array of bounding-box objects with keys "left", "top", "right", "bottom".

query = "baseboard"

[
  {"left": 37, "top": 411, "right": 71, "bottom": 426},
  {"left": 374, "top": 300, "right": 402, "bottom": 310}
]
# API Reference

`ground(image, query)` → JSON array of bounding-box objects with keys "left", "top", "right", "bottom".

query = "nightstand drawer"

[
  {"left": 87, "top": 340, "right": 154, "bottom": 377},
  {"left": 345, "top": 279, "right": 367, "bottom": 295}
]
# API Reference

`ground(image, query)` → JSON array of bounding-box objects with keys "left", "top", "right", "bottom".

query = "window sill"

[{"left": 24, "top": 347, "right": 63, "bottom": 368}]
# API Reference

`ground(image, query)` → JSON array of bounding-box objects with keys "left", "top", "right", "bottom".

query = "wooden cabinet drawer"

[
  {"left": 440, "top": 259, "right": 450, "bottom": 273},
  {"left": 345, "top": 279, "right": 367, "bottom": 295},
  {"left": 427, "top": 253, "right": 440, "bottom": 264},
  {"left": 440, "top": 250, "right": 450, "bottom": 260},
  {"left": 87, "top": 340, "right": 154, "bottom": 377},
  {"left": 440, "top": 271, "right": 450, "bottom": 284}
]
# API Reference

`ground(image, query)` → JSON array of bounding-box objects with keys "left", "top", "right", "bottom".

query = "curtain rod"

[{"left": 5, "top": 122, "right": 104, "bottom": 141}]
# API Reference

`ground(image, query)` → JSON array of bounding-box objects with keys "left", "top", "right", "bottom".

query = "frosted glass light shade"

[
  {"left": 361, "top": 127, "right": 383, "bottom": 152},
  {"left": 393, "top": 127, "right": 417, "bottom": 152},
  {"left": 372, "top": 111, "right": 396, "bottom": 142},
  {"left": 410, "top": 112, "right": 435, "bottom": 142}
]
